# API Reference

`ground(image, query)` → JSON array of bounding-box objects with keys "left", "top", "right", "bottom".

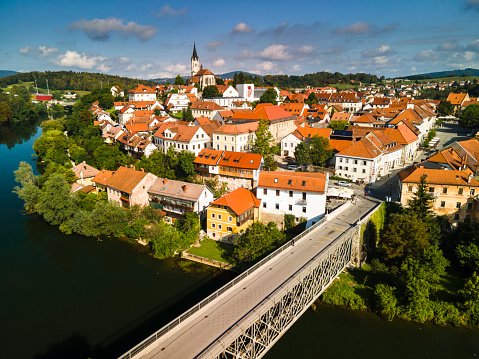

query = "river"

[{"left": 1, "top": 125, "right": 478, "bottom": 359}]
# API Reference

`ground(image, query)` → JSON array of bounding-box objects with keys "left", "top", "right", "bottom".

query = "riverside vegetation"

[{"left": 318, "top": 175, "right": 479, "bottom": 327}]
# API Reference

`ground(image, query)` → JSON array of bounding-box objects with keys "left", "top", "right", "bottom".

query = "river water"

[{"left": 1, "top": 126, "right": 478, "bottom": 359}]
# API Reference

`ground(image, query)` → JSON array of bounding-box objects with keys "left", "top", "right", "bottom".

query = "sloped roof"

[
  {"left": 337, "top": 137, "right": 383, "bottom": 159},
  {"left": 190, "top": 101, "right": 223, "bottom": 111},
  {"left": 105, "top": 166, "right": 148, "bottom": 194},
  {"left": 329, "top": 139, "right": 353, "bottom": 152},
  {"left": 398, "top": 166, "right": 479, "bottom": 186},
  {"left": 214, "top": 122, "right": 258, "bottom": 135},
  {"left": 292, "top": 127, "right": 332, "bottom": 140},
  {"left": 211, "top": 187, "right": 261, "bottom": 215},
  {"left": 148, "top": 178, "right": 210, "bottom": 202},
  {"left": 352, "top": 113, "right": 376, "bottom": 123},
  {"left": 128, "top": 84, "right": 155, "bottom": 94},
  {"left": 219, "top": 151, "right": 263, "bottom": 169},
  {"left": 447, "top": 93, "right": 468, "bottom": 105},
  {"left": 457, "top": 138, "right": 479, "bottom": 162},
  {"left": 230, "top": 104, "right": 293, "bottom": 123},
  {"left": 72, "top": 162, "right": 100, "bottom": 179},
  {"left": 331, "top": 112, "right": 352, "bottom": 122},
  {"left": 195, "top": 68, "right": 214, "bottom": 76},
  {"left": 195, "top": 117, "right": 211, "bottom": 125},
  {"left": 258, "top": 171, "right": 327, "bottom": 194},
  {"left": 92, "top": 169, "right": 115, "bottom": 186},
  {"left": 194, "top": 149, "right": 223, "bottom": 166}
]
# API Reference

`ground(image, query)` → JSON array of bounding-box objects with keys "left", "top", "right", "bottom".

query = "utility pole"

[
  {"left": 46, "top": 79, "right": 49, "bottom": 95},
  {"left": 35, "top": 79, "right": 38, "bottom": 94}
]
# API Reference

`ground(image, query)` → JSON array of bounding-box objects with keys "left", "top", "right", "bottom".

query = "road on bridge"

[{"left": 134, "top": 196, "right": 379, "bottom": 359}]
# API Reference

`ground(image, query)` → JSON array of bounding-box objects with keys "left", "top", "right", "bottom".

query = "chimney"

[
  {"left": 468, "top": 174, "right": 473, "bottom": 183},
  {"left": 132, "top": 165, "right": 135, "bottom": 170},
  {"left": 141, "top": 168, "right": 144, "bottom": 172},
  {"left": 183, "top": 184, "right": 187, "bottom": 191},
  {"left": 80, "top": 171, "right": 84, "bottom": 185}
]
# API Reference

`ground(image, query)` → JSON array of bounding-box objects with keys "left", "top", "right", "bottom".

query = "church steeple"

[
  {"left": 192, "top": 41, "right": 199, "bottom": 60},
  {"left": 191, "top": 42, "right": 200, "bottom": 77}
]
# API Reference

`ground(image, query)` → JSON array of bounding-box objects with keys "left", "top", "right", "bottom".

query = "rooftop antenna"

[
  {"left": 46, "top": 79, "right": 49, "bottom": 95},
  {"left": 35, "top": 79, "right": 38, "bottom": 94}
]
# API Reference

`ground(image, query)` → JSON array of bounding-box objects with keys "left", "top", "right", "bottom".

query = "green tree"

[
  {"left": 259, "top": 88, "right": 278, "bottom": 105},
  {"left": 306, "top": 92, "right": 318, "bottom": 106},
  {"left": 98, "top": 94, "right": 114, "bottom": 110},
  {"left": 460, "top": 272, "right": 479, "bottom": 324},
  {"left": 284, "top": 214, "right": 295, "bottom": 230},
  {"left": 174, "top": 75, "right": 185, "bottom": 86},
  {"left": 328, "top": 120, "right": 348, "bottom": 131},
  {"left": 374, "top": 283, "right": 398, "bottom": 321},
  {"left": 294, "top": 141, "right": 310, "bottom": 167},
  {"left": 183, "top": 104, "right": 194, "bottom": 122},
  {"left": 13, "top": 161, "right": 41, "bottom": 214},
  {"left": 215, "top": 77, "right": 225, "bottom": 85},
  {"left": 145, "top": 221, "right": 182, "bottom": 258},
  {"left": 0, "top": 102, "right": 12, "bottom": 122},
  {"left": 379, "top": 213, "right": 431, "bottom": 263},
  {"left": 459, "top": 104, "right": 479, "bottom": 129},
  {"left": 50, "top": 103, "right": 64, "bottom": 119},
  {"left": 407, "top": 174, "right": 433, "bottom": 219},
  {"left": 176, "top": 150, "right": 196, "bottom": 180},
  {"left": 437, "top": 100, "right": 454, "bottom": 116},
  {"left": 93, "top": 144, "right": 125, "bottom": 170},
  {"left": 37, "top": 173, "right": 77, "bottom": 226},
  {"left": 309, "top": 135, "right": 333, "bottom": 166},
  {"left": 252, "top": 119, "right": 279, "bottom": 171},
  {"left": 202, "top": 85, "right": 221, "bottom": 99}
]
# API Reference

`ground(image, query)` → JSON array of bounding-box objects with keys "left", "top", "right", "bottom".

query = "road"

[{"left": 133, "top": 196, "right": 379, "bottom": 359}]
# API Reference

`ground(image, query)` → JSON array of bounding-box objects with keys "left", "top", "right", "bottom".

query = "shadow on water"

[
  {"left": 33, "top": 334, "right": 92, "bottom": 359},
  {"left": 0, "top": 116, "right": 45, "bottom": 149}
]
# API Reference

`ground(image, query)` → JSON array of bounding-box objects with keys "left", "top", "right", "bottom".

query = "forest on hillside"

[
  {"left": 0, "top": 71, "right": 157, "bottom": 92},
  {"left": 262, "top": 72, "right": 382, "bottom": 88}
]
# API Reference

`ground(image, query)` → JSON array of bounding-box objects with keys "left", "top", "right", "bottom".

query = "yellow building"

[{"left": 207, "top": 187, "right": 261, "bottom": 242}]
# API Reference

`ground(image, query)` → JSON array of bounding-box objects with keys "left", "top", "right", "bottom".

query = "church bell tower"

[{"left": 191, "top": 42, "right": 199, "bottom": 77}]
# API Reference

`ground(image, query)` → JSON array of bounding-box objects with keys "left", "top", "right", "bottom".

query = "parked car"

[
  {"left": 288, "top": 164, "right": 297, "bottom": 170},
  {"left": 336, "top": 180, "right": 352, "bottom": 187}
]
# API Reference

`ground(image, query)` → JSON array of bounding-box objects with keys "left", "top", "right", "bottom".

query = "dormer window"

[{"left": 302, "top": 181, "right": 306, "bottom": 186}]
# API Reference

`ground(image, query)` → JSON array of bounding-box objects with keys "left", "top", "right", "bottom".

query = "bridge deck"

[{"left": 134, "top": 197, "right": 378, "bottom": 359}]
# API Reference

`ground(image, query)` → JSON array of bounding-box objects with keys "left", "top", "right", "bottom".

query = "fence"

[{"left": 118, "top": 202, "right": 349, "bottom": 359}]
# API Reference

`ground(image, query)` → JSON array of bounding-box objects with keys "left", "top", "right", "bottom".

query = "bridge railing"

[{"left": 119, "top": 202, "right": 354, "bottom": 359}]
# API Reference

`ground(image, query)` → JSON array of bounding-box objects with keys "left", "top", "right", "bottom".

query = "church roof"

[
  {"left": 192, "top": 41, "right": 199, "bottom": 60},
  {"left": 195, "top": 68, "right": 214, "bottom": 76}
]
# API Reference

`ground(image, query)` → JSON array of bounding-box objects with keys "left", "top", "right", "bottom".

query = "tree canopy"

[
  {"left": 252, "top": 119, "right": 279, "bottom": 171},
  {"left": 459, "top": 104, "right": 479, "bottom": 129},
  {"left": 259, "top": 88, "right": 278, "bottom": 105},
  {"left": 202, "top": 85, "right": 221, "bottom": 99}
]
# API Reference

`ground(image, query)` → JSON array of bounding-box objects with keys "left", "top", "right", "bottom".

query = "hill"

[
  {"left": 151, "top": 71, "right": 260, "bottom": 84},
  {"left": 0, "top": 71, "right": 157, "bottom": 91},
  {"left": 216, "top": 71, "right": 259, "bottom": 80},
  {"left": 0, "top": 70, "right": 18, "bottom": 78},
  {"left": 403, "top": 68, "right": 479, "bottom": 80}
]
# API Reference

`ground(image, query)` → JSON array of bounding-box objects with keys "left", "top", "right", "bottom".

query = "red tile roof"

[
  {"left": 258, "top": 171, "right": 327, "bottom": 194},
  {"left": 105, "top": 166, "right": 148, "bottom": 194},
  {"left": 212, "top": 187, "right": 260, "bottom": 215}
]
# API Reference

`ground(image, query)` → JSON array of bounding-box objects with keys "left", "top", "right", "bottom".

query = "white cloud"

[
  {"left": 336, "top": 22, "right": 371, "bottom": 34},
  {"left": 69, "top": 17, "right": 157, "bottom": 41},
  {"left": 253, "top": 61, "right": 276, "bottom": 74},
  {"left": 299, "top": 45, "right": 315, "bottom": 54},
  {"left": 119, "top": 57, "right": 130, "bottom": 63},
  {"left": 232, "top": 22, "right": 255, "bottom": 34},
  {"left": 374, "top": 56, "right": 389, "bottom": 65},
  {"left": 96, "top": 64, "right": 111, "bottom": 73},
  {"left": 362, "top": 45, "right": 395, "bottom": 58},
  {"left": 438, "top": 41, "right": 460, "bottom": 51},
  {"left": 414, "top": 49, "right": 440, "bottom": 62},
  {"left": 292, "top": 64, "right": 301, "bottom": 72},
  {"left": 348, "top": 65, "right": 357, "bottom": 71},
  {"left": 259, "top": 44, "right": 291, "bottom": 60},
  {"left": 467, "top": 39, "right": 479, "bottom": 52},
  {"left": 148, "top": 63, "right": 188, "bottom": 79},
  {"left": 411, "top": 66, "right": 417, "bottom": 71},
  {"left": 205, "top": 41, "right": 222, "bottom": 51},
  {"left": 56, "top": 51, "right": 104, "bottom": 69},
  {"left": 213, "top": 58, "right": 225, "bottom": 67},
  {"left": 19, "top": 46, "right": 35, "bottom": 54},
  {"left": 156, "top": 4, "right": 187, "bottom": 18},
  {"left": 38, "top": 46, "right": 59, "bottom": 57}
]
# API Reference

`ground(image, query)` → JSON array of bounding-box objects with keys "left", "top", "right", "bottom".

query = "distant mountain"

[
  {"left": 403, "top": 68, "right": 479, "bottom": 80},
  {"left": 0, "top": 70, "right": 18, "bottom": 78},
  {"left": 151, "top": 71, "right": 260, "bottom": 84}
]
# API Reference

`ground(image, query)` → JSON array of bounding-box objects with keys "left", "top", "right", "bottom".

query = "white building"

[
  {"left": 128, "top": 84, "right": 157, "bottom": 102},
  {"left": 256, "top": 171, "right": 329, "bottom": 228}
]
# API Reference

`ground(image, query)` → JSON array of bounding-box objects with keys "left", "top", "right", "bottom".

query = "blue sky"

[{"left": 1, "top": 0, "right": 479, "bottom": 79}]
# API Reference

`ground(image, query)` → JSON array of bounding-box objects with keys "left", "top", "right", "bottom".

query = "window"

[
  {"left": 440, "top": 201, "right": 446, "bottom": 208},
  {"left": 408, "top": 186, "right": 413, "bottom": 192},
  {"left": 363, "top": 161, "right": 367, "bottom": 166},
  {"left": 302, "top": 181, "right": 306, "bottom": 186},
  {"left": 218, "top": 224, "right": 222, "bottom": 230},
  {"left": 339, "top": 158, "right": 343, "bottom": 163},
  {"left": 470, "top": 189, "right": 476, "bottom": 196},
  {"left": 224, "top": 136, "right": 226, "bottom": 141},
  {"left": 302, "top": 207, "right": 307, "bottom": 213},
  {"left": 442, "top": 187, "right": 448, "bottom": 194},
  {"left": 454, "top": 214, "right": 459, "bottom": 221},
  {"left": 276, "top": 190, "right": 280, "bottom": 196},
  {"left": 458, "top": 188, "right": 464, "bottom": 195},
  {"left": 362, "top": 169, "right": 366, "bottom": 174},
  {"left": 289, "top": 204, "right": 292, "bottom": 211},
  {"left": 212, "top": 232, "right": 216, "bottom": 237},
  {"left": 218, "top": 214, "right": 222, "bottom": 220},
  {"left": 456, "top": 202, "right": 461, "bottom": 209},
  {"left": 228, "top": 216, "right": 232, "bottom": 222},
  {"left": 211, "top": 213, "right": 215, "bottom": 218},
  {"left": 468, "top": 203, "right": 473, "bottom": 210},
  {"left": 429, "top": 187, "right": 434, "bottom": 193},
  {"left": 353, "top": 168, "right": 357, "bottom": 173},
  {"left": 345, "top": 167, "right": 349, "bottom": 171},
  {"left": 227, "top": 226, "right": 233, "bottom": 232},
  {"left": 345, "top": 158, "right": 349, "bottom": 163},
  {"left": 339, "top": 166, "right": 342, "bottom": 170},
  {"left": 274, "top": 178, "right": 278, "bottom": 183},
  {"left": 289, "top": 190, "right": 293, "bottom": 197},
  {"left": 263, "top": 189, "right": 267, "bottom": 195},
  {"left": 212, "top": 223, "right": 216, "bottom": 228},
  {"left": 302, "top": 192, "right": 307, "bottom": 200},
  {"left": 275, "top": 203, "right": 280, "bottom": 209},
  {"left": 263, "top": 202, "right": 267, "bottom": 208},
  {"left": 354, "top": 160, "right": 358, "bottom": 165}
]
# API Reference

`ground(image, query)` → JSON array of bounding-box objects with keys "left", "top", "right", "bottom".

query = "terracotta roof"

[
  {"left": 280, "top": 102, "right": 306, "bottom": 113},
  {"left": 194, "top": 149, "right": 223, "bottom": 166},
  {"left": 390, "top": 108, "right": 423, "bottom": 125},
  {"left": 447, "top": 93, "right": 468, "bottom": 106},
  {"left": 195, "top": 68, "right": 214, "bottom": 76},
  {"left": 211, "top": 187, "right": 260, "bottom": 215},
  {"left": 457, "top": 138, "right": 479, "bottom": 162},
  {"left": 219, "top": 151, "right": 263, "bottom": 169},
  {"left": 214, "top": 122, "right": 258, "bottom": 135},
  {"left": 331, "top": 112, "right": 352, "bottom": 122},
  {"left": 329, "top": 139, "right": 353, "bottom": 152},
  {"left": 352, "top": 113, "right": 376, "bottom": 124},
  {"left": 105, "top": 166, "right": 148, "bottom": 194},
  {"left": 195, "top": 117, "right": 211, "bottom": 125},
  {"left": 337, "top": 137, "right": 383, "bottom": 159},
  {"left": 72, "top": 162, "right": 100, "bottom": 179},
  {"left": 190, "top": 101, "right": 223, "bottom": 111},
  {"left": 230, "top": 104, "right": 292, "bottom": 123},
  {"left": 292, "top": 127, "right": 331, "bottom": 140},
  {"left": 92, "top": 169, "right": 115, "bottom": 186},
  {"left": 398, "top": 166, "right": 479, "bottom": 186},
  {"left": 372, "top": 97, "right": 391, "bottom": 105},
  {"left": 128, "top": 84, "right": 155, "bottom": 94},
  {"left": 258, "top": 171, "right": 327, "bottom": 194},
  {"left": 148, "top": 178, "right": 210, "bottom": 202}
]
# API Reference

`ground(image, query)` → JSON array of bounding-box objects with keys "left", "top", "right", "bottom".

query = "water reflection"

[{"left": 0, "top": 116, "right": 45, "bottom": 149}]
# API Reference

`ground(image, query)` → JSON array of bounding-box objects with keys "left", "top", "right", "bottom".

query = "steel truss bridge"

[{"left": 120, "top": 199, "right": 380, "bottom": 359}]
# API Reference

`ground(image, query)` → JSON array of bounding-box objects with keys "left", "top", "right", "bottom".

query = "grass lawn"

[
  {"left": 186, "top": 238, "right": 235, "bottom": 264},
  {"left": 331, "top": 83, "right": 358, "bottom": 90}
]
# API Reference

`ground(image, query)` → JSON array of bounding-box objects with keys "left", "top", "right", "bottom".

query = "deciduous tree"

[{"left": 252, "top": 119, "right": 279, "bottom": 171}]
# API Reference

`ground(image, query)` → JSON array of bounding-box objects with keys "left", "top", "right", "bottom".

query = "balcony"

[
  {"left": 297, "top": 199, "right": 308, "bottom": 205},
  {"left": 237, "top": 212, "right": 254, "bottom": 227}
]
